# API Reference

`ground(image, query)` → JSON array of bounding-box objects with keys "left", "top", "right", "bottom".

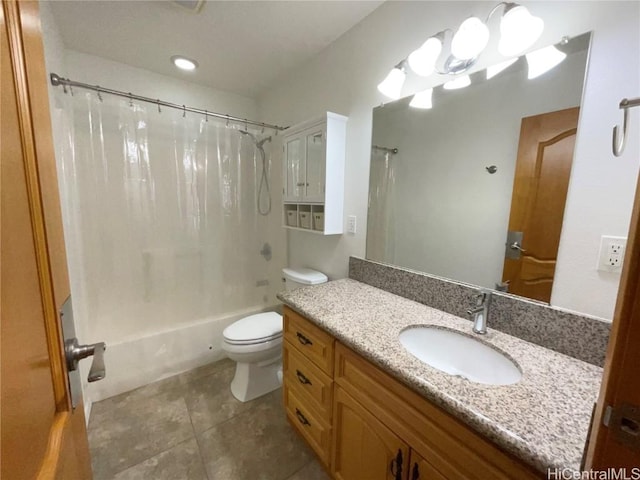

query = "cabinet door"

[
  {"left": 305, "top": 128, "right": 325, "bottom": 202},
  {"left": 333, "top": 386, "right": 409, "bottom": 480},
  {"left": 408, "top": 451, "right": 448, "bottom": 480},
  {"left": 284, "top": 135, "right": 304, "bottom": 201}
]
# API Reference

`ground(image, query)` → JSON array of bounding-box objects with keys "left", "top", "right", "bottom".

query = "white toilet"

[{"left": 222, "top": 267, "right": 328, "bottom": 402}]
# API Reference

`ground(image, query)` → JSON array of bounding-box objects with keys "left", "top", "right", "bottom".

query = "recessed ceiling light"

[{"left": 171, "top": 56, "right": 198, "bottom": 71}]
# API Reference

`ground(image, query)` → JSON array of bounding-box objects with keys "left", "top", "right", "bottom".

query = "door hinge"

[{"left": 603, "top": 403, "right": 640, "bottom": 451}]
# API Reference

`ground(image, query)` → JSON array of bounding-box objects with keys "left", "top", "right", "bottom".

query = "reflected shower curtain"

[
  {"left": 366, "top": 149, "right": 397, "bottom": 263},
  {"left": 55, "top": 91, "right": 271, "bottom": 341}
]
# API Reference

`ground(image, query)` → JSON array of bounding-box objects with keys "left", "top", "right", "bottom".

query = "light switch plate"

[{"left": 347, "top": 215, "right": 357, "bottom": 234}]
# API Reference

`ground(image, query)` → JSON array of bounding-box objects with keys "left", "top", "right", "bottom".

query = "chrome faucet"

[{"left": 467, "top": 290, "right": 491, "bottom": 335}]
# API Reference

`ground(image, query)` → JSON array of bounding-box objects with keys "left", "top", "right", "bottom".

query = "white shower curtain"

[{"left": 55, "top": 91, "right": 272, "bottom": 343}]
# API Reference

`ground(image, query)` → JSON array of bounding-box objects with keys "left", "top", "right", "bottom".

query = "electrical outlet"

[
  {"left": 597, "top": 235, "right": 627, "bottom": 272},
  {"left": 347, "top": 215, "right": 357, "bottom": 234}
]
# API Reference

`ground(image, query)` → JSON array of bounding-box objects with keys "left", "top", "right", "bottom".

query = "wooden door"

[
  {"left": 407, "top": 450, "right": 447, "bottom": 480},
  {"left": 1, "top": 1, "right": 92, "bottom": 478},
  {"left": 332, "top": 386, "right": 409, "bottom": 480},
  {"left": 502, "top": 107, "right": 580, "bottom": 302},
  {"left": 585, "top": 167, "right": 640, "bottom": 468}
]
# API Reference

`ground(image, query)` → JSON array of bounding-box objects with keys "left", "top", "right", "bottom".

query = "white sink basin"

[{"left": 399, "top": 326, "right": 522, "bottom": 385}]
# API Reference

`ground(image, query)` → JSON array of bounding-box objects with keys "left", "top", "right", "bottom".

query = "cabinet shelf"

[{"left": 282, "top": 112, "right": 347, "bottom": 235}]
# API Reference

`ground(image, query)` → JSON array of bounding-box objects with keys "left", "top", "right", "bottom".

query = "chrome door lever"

[
  {"left": 510, "top": 241, "right": 526, "bottom": 253},
  {"left": 64, "top": 338, "right": 106, "bottom": 383}
]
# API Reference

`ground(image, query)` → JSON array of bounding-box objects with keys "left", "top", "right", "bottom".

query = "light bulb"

[
  {"left": 443, "top": 75, "right": 471, "bottom": 90},
  {"left": 526, "top": 45, "right": 566, "bottom": 79},
  {"left": 408, "top": 37, "right": 443, "bottom": 77},
  {"left": 377, "top": 64, "right": 407, "bottom": 100},
  {"left": 486, "top": 58, "right": 518, "bottom": 80},
  {"left": 498, "top": 5, "right": 544, "bottom": 57},
  {"left": 451, "top": 17, "right": 490, "bottom": 60},
  {"left": 171, "top": 55, "right": 198, "bottom": 71},
  {"left": 409, "top": 88, "right": 433, "bottom": 109}
]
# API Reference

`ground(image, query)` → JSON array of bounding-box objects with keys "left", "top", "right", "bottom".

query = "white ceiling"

[{"left": 49, "top": 0, "right": 384, "bottom": 98}]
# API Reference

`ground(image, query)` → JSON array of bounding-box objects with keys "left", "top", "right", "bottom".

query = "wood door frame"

[
  {"left": 3, "top": 0, "right": 69, "bottom": 411},
  {"left": 2, "top": 1, "right": 91, "bottom": 478},
  {"left": 585, "top": 165, "right": 640, "bottom": 467}
]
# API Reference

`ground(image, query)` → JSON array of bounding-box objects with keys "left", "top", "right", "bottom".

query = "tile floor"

[{"left": 88, "top": 358, "right": 330, "bottom": 480}]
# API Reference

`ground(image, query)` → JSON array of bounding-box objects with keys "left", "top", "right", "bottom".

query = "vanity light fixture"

[
  {"left": 443, "top": 75, "right": 471, "bottom": 90},
  {"left": 498, "top": 4, "right": 544, "bottom": 57},
  {"left": 377, "top": 60, "right": 408, "bottom": 100},
  {"left": 451, "top": 17, "right": 490, "bottom": 60},
  {"left": 377, "top": 2, "right": 547, "bottom": 102},
  {"left": 409, "top": 88, "right": 434, "bottom": 109},
  {"left": 408, "top": 35, "right": 444, "bottom": 77},
  {"left": 171, "top": 55, "right": 198, "bottom": 71},
  {"left": 526, "top": 45, "right": 566, "bottom": 79},
  {"left": 486, "top": 58, "right": 518, "bottom": 79}
]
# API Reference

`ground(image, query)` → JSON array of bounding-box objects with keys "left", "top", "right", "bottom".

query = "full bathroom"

[{"left": 2, "top": 0, "right": 639, "bottom": 478}]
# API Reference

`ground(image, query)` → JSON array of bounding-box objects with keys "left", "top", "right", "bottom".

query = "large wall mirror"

[{"left": 366, "top": 32, "right": 607, "bottom": 316}]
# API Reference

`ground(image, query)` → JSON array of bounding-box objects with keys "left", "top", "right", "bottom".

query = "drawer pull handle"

[
  {"left": 296, "top": 370, "right": 312, "bottom": 386},
  {"left": 411, "top": 462, "right": 420, "bottom": 480},
  {"left": 389, "top": 449, "right": 403, "bottom": 480},
  {"left": 295, "top": 408, "right": 311, "bottom": 427},
  {"left": 296, "top": 332, "right": 313, "bottom": 346}
]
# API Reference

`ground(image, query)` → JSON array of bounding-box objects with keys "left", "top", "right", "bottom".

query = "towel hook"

[{"left": 613, "top": 97, "right": 640, "bottom": 157}]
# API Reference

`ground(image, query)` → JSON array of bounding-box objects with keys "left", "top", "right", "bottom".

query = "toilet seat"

[{"left": 223, "top": 311, "right": 282, "bottom": 346}]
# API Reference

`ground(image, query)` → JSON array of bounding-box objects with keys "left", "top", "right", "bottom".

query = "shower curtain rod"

[{"left": 49, "top": 73, "right": 288, "bottom": 132}]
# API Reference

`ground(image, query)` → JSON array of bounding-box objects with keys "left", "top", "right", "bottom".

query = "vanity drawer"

[
  {"left": 334, "top": 343, "right": 539, "bottom": 480},
  {"left": 284, "top": 341, "right": 333, "bottom": 420},
  {"left": 284, "top": 384, "right": 332, "bottom": 466},
  {"left": 283, "top": 307, "right": 334, "bottom": 375}
]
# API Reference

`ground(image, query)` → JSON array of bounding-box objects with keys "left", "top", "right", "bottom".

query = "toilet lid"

[{"left": 223, "top": 311, "right": 283, "bottom": 345}]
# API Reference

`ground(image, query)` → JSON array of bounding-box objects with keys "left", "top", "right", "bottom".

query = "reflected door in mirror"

[{"left": 502, "top": 107, "right": 579, "bottom": 302}]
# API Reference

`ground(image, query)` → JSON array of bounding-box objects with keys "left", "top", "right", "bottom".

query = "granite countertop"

[{"left": 277, "top": 278, "right": 603, "bottom": 474}]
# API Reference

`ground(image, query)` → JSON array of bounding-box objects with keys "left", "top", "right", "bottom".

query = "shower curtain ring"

[
  {"left": 128, "top": 93, "right": 133, "bottom": 107},
  {"left": 226, "top": 116, "right": 230, "bottom": 127},
  {"left": 205, "top": 110, "right": 208, "bottom": 122},
  {"left": 244, "top": 119, "right": 248, "bottom": 130},
  {"left": 183, "top": 105, "right": 186, "bottom": 118},
  {"left": 62, "top": 84, "right": 68, "bottom": 94},
  {"left": 157, "top": 99, "right": 161, "bottom": 113},
  {"left": 69, "top": 85, "right": 74, "bottom": 96},
  {"left": 97, "top": 89, "right": 103, "bottom": 102}
]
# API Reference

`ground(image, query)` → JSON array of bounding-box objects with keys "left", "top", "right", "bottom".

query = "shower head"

[
  {"left": 257, "top": 136, "right": 272, "bottom": 148},
  {"left": 240, "top": 130, "right": 271, "bottom": 149}
]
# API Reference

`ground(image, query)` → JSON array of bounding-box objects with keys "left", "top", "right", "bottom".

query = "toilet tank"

[{"left": 282, "top": 267, "right": 328, "bottom": 290}]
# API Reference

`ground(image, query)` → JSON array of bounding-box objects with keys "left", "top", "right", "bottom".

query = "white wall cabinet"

[{"left": 282, "top": 112, "right": 347, "bottom": 235}]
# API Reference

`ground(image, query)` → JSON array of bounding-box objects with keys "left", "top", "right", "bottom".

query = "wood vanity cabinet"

[
  {"left": 283, "top": 307, "right": 335, "bottom": 466},
  {"left": 282, "top": 307, "right": 541, "bottom": 479}
]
